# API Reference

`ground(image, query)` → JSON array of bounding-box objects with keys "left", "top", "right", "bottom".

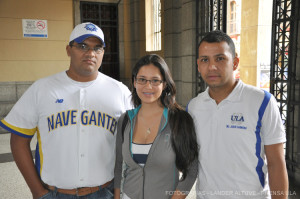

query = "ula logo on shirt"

[
  {"left": 231, "top": 113, "right": 244, "bottom": 124},
  {"left": 55, "top": 99, "right": 64, "bottom": 103},
  {"left": 227, "top": 113, "right": 247, "bottom": 130}
]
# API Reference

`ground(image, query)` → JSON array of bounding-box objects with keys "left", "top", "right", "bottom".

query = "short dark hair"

[
  {"left": 198, "top": 30, "right": 236, "bottom": 58},
  {"left": 69, "top": 40, "right": 75, "bottom": 46},
  {"left": 131, "top": 54, "right": 179, "bottom": 110}
]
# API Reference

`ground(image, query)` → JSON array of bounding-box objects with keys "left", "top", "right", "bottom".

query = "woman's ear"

[
  {"left": 164, "top": 84, "right": 170, "bottom": 94},
  {"left": 163, "top": 82, "right": 167, "bottom": 90}
]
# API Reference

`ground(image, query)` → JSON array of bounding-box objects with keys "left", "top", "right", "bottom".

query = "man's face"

[
  {"left": 197, "top": 41, "right": 238, "bottom": 90},
  {"left": 66, "top": 37, "right": 104, "bottom": 82}
]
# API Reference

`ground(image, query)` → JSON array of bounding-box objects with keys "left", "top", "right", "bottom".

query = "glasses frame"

[
  {"left": 70, "top": 43, "right": 104, "bottom": 54},
  {"left": 135, "top": 77, "right": 164, "bottom": 86}
]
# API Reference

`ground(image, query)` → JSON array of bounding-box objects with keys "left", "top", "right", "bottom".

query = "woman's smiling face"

[{"left": 134, "top": 64, "right": 165, "bottom": 106}]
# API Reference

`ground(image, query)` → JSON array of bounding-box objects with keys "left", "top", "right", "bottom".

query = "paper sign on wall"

[{"left": 22, "top": 19, "right": 48, "bottom": 38}]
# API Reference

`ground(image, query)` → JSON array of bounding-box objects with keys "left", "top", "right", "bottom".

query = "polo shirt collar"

[
  {"left": 225, "top": 79, "right": 243, "bottom": 102},
  {"left": 204, "top": 79, "right": 243, "bottom": 103}
]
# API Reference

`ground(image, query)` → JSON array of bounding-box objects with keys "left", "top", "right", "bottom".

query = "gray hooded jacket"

[{"left": 114, "top": 106, "right": 198, "bottom": 199}]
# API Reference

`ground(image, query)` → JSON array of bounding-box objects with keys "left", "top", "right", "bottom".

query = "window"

[
  {"left": 80, "top": 2, "right": 120, "bottom": 80},
  {"left": 146, "top": 0, "right": 161, "bottom": 51},
  {"left": 229, "top": 1, "right": 237, "bottom": 34}
]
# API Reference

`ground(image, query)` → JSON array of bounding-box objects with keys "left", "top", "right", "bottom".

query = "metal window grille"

[
  {"left": 196, "top": 0, "right": 227, "bottom": 93},
  {"left": 229, "top": 1, "right": 236, "bottom": 34},
  {"left": 270, "top": 0, "right": 299, "bottom": 166},
  {"left": 211, "top": 0, "right": 227, "bottom": 31}
]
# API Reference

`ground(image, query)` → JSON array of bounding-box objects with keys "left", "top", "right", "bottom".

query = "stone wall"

[{"left": 0, "top": 82, "right": 32, "bottom": 133}]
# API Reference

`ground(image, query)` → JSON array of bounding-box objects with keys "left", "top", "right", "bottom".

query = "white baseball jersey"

[
  {"left": 187, "top": 80, "right": 286, "bottom": 199},
  {"left": 0, "top": 71, "right": 132, "bottom": 189}
]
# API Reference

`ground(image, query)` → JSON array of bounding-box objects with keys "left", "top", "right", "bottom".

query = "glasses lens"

[
  {"left": 151, "top": 80, "right": 159, "bottom": 86},
  {"left": 73, "top": 44, "right": 103, "bottom": 54},
  {"left": 78, "top": 44, "right": 88, "bottom": 51},
  {"left": 94, "top": 47, "right": 104, "bottom": 54},
  {"left": 136, "top": 78, "right": 163, "bottom": 86},
  {"left": 137, "top": 78, "right": 145, "bottom": 84}
]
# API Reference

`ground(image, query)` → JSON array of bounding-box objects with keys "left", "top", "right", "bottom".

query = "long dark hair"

[
  {"left": 131, "top": 54, "right": 198, "bottom": 180},
  {"left": 131, "top": 54, "right": 180, "bottom": 110}
]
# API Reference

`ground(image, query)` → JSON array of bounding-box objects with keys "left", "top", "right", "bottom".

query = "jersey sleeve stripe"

[
  {"left": 35, "top": 128, "right": 43, "bottom": 177},
  {"left": 0, "top": 120, "right": 36, "bottom": 138}
]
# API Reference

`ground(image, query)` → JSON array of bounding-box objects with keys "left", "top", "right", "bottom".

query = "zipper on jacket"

[
  {"left": 128, "top": 107, "right": 168, "bottom": 198},
  {"left": 142, "top": 167, "right": 145, "bottom": 198}
]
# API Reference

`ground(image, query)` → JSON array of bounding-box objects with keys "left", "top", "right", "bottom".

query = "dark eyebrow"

[
  {"left": 214, "top": 54, "right": 226, "bottom": 57},
  {"left": 199, "top": 54, "right": 226, "bottom": 58},
  {"left": 136, "top": 75, "right": 161, "bottom": 79},
  {"left": 78, "top": 42, "right": 103, "bottom": 48}
]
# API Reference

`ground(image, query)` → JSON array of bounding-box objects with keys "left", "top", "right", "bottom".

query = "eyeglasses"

[
  {"left": 70, "top": 43, "right": 104, "bottom": 54},
  {"left": 135, "top": 78, "right": 164, "bottom": 86}
]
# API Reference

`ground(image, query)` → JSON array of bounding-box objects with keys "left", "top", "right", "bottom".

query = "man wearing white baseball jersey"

[
  {"left": 187, "top": 30, "right": 288, "bottom": 199},
  {"left": 0, "top": 22, "right": 132, "bottom": 199}
]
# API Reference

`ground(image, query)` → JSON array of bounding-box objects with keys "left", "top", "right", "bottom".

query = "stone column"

[{"left": 163, "top": 0, "right": 196, "bottom": 106}]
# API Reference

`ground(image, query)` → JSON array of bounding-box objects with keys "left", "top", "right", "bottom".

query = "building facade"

[{"left": 0, "top": 0, "right": 299, "bottom": 185}]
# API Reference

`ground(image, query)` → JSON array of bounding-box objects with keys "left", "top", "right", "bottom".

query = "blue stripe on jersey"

[
  {"left": 132, "top": 154, "right": 148, "bottom": 165},
  {"left": 255, "top": 90, "right": 271, "bottom": 187},
  {"left": 35, "top": 142, "right": 41, "bottom": 176},
  {"left": 0, "top": 121, "right": 34, "bottom": 138}
]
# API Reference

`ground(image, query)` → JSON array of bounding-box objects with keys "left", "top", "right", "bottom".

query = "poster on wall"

[{"left": 22, "top": 19, "right": 48, "bottom": 38}]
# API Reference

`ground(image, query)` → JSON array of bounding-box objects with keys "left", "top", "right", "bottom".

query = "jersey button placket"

[{"left": 79, "top": 88, "right": 87, "bottom": 184}]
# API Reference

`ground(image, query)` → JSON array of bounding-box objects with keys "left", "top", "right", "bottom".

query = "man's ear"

[
  {"left": 66, "top": 45, "right": 71, "bottom": 57},
  {"left": 233, "top": 56, "right": 239, "bottom": 71}
]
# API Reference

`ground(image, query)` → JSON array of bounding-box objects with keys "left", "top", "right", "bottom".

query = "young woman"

[{"left": 114, "top": 54, "right": 198, "bottom": 199}]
